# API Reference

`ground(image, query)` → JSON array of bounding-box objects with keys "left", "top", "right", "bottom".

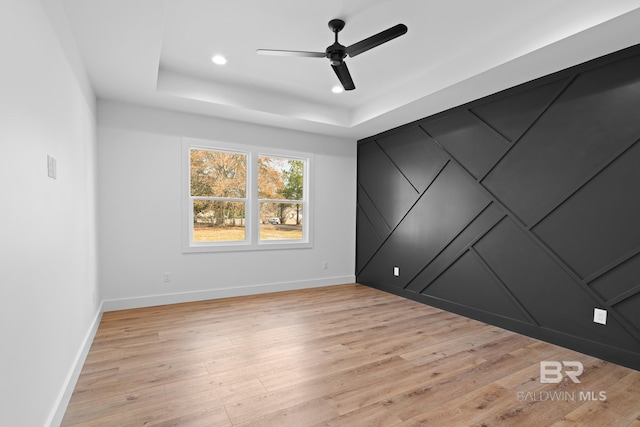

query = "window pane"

[
  {"left": 190, "top": 149, "right": 246, "bottom": 197},
  {"left": 258, "top": 156, "right": 304, "bottom": 200},
  {"left": 193, "top": 200, "right": 246, "bottom": 242},
  {"left": 260, "top": 202, "right": 303, "bottom": 240}
]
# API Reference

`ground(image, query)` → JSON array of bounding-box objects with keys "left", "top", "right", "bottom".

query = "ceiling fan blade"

[
  {"left": 346, "top": 24, "right": 408, "bottom": 57},
  {"left": 256, "top": 49, "right": 326, "bottom": 58},
  {"left": 331, "top": 62, "right": 355, "bottom": 91}
]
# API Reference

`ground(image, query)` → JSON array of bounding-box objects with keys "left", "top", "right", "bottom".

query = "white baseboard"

[
  {"left": 47, "top": 302, "right": 104, "bottom": 427},
  {"left": 102, "top": 275, "right": 355, "bottom": 312},
  {"left": 46, "top": 276, "right": 354, "bottom": 425}
]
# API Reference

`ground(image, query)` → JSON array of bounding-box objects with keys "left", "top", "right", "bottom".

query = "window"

[
  {"left": 183, "top": 138, "right": 311, "bottom": 252},
  {"left": 258, "top": 156, "right": 305, "bottom": 241},
  {"left": 190, "top": 149, "right": 247, "bottom": 242}
]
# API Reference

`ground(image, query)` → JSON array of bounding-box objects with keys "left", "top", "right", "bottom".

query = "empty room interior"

[{"left": 3, "top": 1, "right": 640, "bottom": 426}]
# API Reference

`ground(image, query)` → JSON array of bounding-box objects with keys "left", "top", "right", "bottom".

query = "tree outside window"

[
  {"left": 258, "top": 156, "right": 305, "bottom": 240},
  {"left": 190, "top": 149, "right": 247, "bottom": 242}
]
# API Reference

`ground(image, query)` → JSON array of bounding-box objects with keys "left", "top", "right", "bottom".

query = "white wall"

[
  {"left": 98, "top": 101, "right": 357, "bottom": 309},
  {"left": 0, "top": 1, "right": 99, "bottom": 426}
]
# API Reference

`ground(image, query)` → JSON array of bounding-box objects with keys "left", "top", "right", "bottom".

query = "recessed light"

[
  {"left": 211, "top": 55, "right": 227, "bottom": 65},
  {"left": 331, "top": 85, "right": 344, "bottom": 94}
]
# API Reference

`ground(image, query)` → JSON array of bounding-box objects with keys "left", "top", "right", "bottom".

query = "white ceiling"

[{"left": 60, "top": 0, "right": 640, "bottom": 139}]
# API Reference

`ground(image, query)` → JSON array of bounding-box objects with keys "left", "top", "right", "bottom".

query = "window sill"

[{"left": 183, "top": 240, "right": 313, "bottom": 253}]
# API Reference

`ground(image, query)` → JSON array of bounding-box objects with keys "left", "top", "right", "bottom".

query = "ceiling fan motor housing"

[{"left": 326, "top": 43, "right": 347, "bottom": 65}]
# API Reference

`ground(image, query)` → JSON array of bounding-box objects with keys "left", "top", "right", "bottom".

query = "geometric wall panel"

[
  {"left": 421, "top": 111, "right": 506, "bottom": 179},
  {"left": 534, "top": 140, "right": 640, "bottom": 279},
  {"left": 377, "top": 126, "right": 448, "bottom": 193},
  {"left": 470, "top": 79, "right": 568, "bottom": 143},
  {"left": 357, "top": 185, "right": 391, "bottom": 243},
  {"left": 590, "top": 252, "right": 640, "bottom": 302},
  {"left": 617, "top": 294, "right": 640, "bottom": 333},
  {"left": 474, "top": 218, "right": 640, "bottom": 353},
  {"left": 424, "top": 250, "right": 529, "bottom": 322},
  {"left": 357, "top": 140, "right": 419, "bottom": 229},
  {"left": 356, "top": 207, "right": 383, "bottom": 275},
  {"left": 357, "top": 42, "right": 640, "bottom": 370},
  {"left": 483, "top": 53, "right": 640, "bottom": 226},
  {"left": 357, "top": 162, "right": 489, "bottom": 288},
  {"left": 406, "top": 202, "right": 504, "bottom": 293}
]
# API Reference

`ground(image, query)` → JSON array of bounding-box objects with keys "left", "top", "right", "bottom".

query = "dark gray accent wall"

[{"left": 356, "top": 44, "right": 640, "bottom": 370}]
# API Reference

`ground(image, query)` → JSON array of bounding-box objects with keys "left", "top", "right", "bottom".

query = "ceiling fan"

[{"left": 257, "top": 19, "right": 408, "bottom": 91}]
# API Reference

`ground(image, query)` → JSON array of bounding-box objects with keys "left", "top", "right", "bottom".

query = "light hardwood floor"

[{"left": 62, "top": 284, "right": 640, "bottom": 426}]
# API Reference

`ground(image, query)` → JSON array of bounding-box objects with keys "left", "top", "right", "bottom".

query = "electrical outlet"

[
  {"left": 162, "top": 272, "right": 171, "bottom": 283},
  {"left": 593, "top": 308, "right": 607, "bottom": 325},
  {"left": 393, "top": 266, "right": 400, "bottom": 277},
  {"left": 322, "top": 261, "right": 329, "bottom": 270},
  {"left": 47, "top": 155, "right": 57, "bottom": 179}
]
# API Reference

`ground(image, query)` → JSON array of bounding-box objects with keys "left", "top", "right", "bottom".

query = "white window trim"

[{"left": 182, "top": 137, "right": 313, "bottom": 253}]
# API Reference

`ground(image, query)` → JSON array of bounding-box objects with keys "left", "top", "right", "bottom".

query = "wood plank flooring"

[{"left": 62, "top": 284, "right": 640, "bottom": 426}]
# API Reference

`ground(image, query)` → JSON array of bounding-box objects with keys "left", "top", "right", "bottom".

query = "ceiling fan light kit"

[{"left": 257, "top": 19, "right": 408, "bottom": 91}]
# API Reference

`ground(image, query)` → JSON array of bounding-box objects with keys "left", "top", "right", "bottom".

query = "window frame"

[{"left": 182, "top": 138, "right": 312, "bottom": 253}]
